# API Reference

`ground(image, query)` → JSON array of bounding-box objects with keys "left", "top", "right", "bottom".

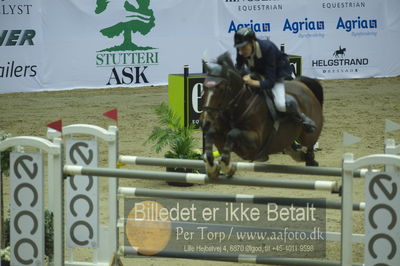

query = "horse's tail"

[{"left": 297, "top": 76, "right": 324, "bottom": 107}]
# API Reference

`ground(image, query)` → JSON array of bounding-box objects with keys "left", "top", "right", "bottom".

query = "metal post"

[{"left": 183, "top": 64, "right": 189, "bottom": 128}]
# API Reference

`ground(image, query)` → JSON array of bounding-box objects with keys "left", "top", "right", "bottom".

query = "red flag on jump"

[
  {"left": 47, "top": 119, "right": 62, "bottom": 133},
  {"left": 103, "top": 108, "right": 118, "bottom": 122}
]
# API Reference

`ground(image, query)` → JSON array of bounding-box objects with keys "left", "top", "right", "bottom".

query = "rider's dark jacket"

[{"left": 236, "top": 39, "right": 292, "bottom": 91}]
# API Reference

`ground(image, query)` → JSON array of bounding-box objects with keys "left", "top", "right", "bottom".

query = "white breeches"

[{"left": 272, "top": 82, "right": 286, "bottom": 112}]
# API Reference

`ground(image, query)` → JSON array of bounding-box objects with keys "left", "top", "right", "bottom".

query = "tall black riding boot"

[{"left": 285, "top": 97, "right": 316, "bottom": 133}]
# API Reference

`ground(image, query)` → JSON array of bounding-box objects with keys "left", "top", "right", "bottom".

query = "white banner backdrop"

[{"left": 1, "top": 0, "right": 400, "bottom": 93}]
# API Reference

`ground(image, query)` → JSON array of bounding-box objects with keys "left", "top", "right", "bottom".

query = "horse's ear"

[
  {"left": 202, "top": 60, "right": 209, "bottom": 74},
  {"left": 217, "top": 52, "right": 234, "bottom": 69}
]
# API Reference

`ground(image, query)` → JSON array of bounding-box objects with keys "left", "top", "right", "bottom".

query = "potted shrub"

[
  {"left": 145, "top": 102, "right": 201, "bottom": 186},
  {"left": 0, "top": 246, "right": 10, "bottom": 266},
  {"left": 0, "top": 131, "right": 11, "bottom": 174}
]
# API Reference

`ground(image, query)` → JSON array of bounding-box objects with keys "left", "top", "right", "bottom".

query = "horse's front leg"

[
  {"left": 202, "top": 127, "right": 220, "bottom": 179},
  {"left": 220, "top": 128, "right": 240, "bottom": 178},
  {"left": 304, "top": 147, "right": 319, "bottom": 166}
]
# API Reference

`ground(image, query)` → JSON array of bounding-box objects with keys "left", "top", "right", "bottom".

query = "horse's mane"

[
  {"left": 214, "top": 52, "right": 243, "bottom": 89},
  {"left": 216, "top": 52, "right": 235, "bottom": 69}
]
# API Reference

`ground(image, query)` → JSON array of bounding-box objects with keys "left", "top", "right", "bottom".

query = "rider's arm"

[
  {"left": 258, "top": 44, "right": 278, "bottom": 91},
  {"left": 243, "top": 75, "right": 260, "bottom": 87}
]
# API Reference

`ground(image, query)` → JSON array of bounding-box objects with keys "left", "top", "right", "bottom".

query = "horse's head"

[{"left": 201, "top": 52, "right": 243, "bottom": 130}]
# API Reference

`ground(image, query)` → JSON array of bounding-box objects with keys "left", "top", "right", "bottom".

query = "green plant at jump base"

[
  {"left": 0, "top": 131, "right": 11, "bottom": 176},
  {"left": 145, "top": 102, "right": 200, "bottom": 160},
  {"left": 0, "top": 246, "right": 10, "bottom": 262},
  {"left": 1, "top": 131, "right": 11, "bottom": 256},
  {"left": 145, "top": 102, "right": 201, "bottom": 186}
]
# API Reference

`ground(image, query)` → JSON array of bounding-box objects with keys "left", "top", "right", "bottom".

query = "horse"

[{"left": 200, "top": 52, "right": 324, "bottom": 179}]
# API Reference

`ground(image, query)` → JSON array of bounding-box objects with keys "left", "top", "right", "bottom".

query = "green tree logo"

[{"left": 95, "top": 0, "right": 156, "bottom": 52}]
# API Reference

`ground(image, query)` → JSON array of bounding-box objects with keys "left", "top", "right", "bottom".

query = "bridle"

[{"left": 202, "top": 74, "right": 252, "bottom": 122}]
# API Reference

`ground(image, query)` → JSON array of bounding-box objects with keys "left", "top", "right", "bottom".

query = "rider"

[{"left": 234, "top": 27, "right": 316, "bottom": 133}]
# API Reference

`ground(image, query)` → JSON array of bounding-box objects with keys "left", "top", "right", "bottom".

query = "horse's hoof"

[
  {"left": 205, "top": 162, "right": 220, "bottom": 179},
  {"left": 306, "top": 160, "right": 319, "bottom": 167},
  {"left": 207, "top": 169, "right": 220, "bottom": 179},
  {"left": 221, "top": 161, "right": 237, "bottom": 178},
  {"left": 226, "top": 167, "right": 237, "bottom": 178}
]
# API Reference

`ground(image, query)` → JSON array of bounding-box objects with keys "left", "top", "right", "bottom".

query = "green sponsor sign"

[{"left": 168, "top": 73, "right": 206, "bottom": 129}]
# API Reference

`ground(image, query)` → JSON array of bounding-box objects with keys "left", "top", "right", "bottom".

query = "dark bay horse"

[{"left": 200, "top": 53, "right": 324, "bottom": 179}]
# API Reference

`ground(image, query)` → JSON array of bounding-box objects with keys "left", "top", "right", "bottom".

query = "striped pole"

[
  {"left": 64, "top": 166, "right": 340, "bottom": 192},
  {"left": 118, "top": 187, "right": 365, "bottom": 211},
  {"left": 119, "top": 155, "right": 366, "bottom": 177},
  {"left": 121, "top": 246, "right": 363, "bottom": 266}
]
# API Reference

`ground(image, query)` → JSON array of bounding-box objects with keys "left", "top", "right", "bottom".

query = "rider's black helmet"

[{"left": 234, "top": 27, "right": 256, "bottom": 48}]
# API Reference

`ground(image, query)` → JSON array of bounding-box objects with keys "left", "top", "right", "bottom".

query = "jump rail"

[
  {"left": 121, "top": 246, "right": 363, "bottom": 266},
  {"left": 385, "top": 139, "right": 400, "bottom": 172},
  {"left": 64, "top": 165, "right": 340, "bottom": 192},
  {"left": 119, "top": 155, "right": 367, "bottom": 177},
  {"left": 118, "top": 186, "right": 365, "bottom": 211}
]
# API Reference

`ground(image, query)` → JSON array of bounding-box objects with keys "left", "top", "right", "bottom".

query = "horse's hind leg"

[
  {"left": 283, "top": 146, "right": 305, "bottom": 162},
  {"left": 220, "top": 128, "right": 239, "bottom": 177},
  {"left": 305, "top": 147, "right": 319, "bottom": 166},
  {"left": 284, "top": 145, "right": 319, "bottom": 166}
]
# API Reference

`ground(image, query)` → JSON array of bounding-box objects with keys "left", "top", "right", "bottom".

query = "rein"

[
  {"left": 203, "top": 77, "right": 259, "bottom": 124},
  {"left": 227, "top": 84, "right": 261, "bottom": 124},
  {"left": 237, "top": 86, "right": 259, "bottom": 121}
]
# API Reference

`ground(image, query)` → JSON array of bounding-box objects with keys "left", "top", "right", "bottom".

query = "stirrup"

[
  {"left": 303, "top": 123, "right": 316, "bottom": 133},
  {"left": 300, "top": 114, "right": 316, "bottom": 133}
]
